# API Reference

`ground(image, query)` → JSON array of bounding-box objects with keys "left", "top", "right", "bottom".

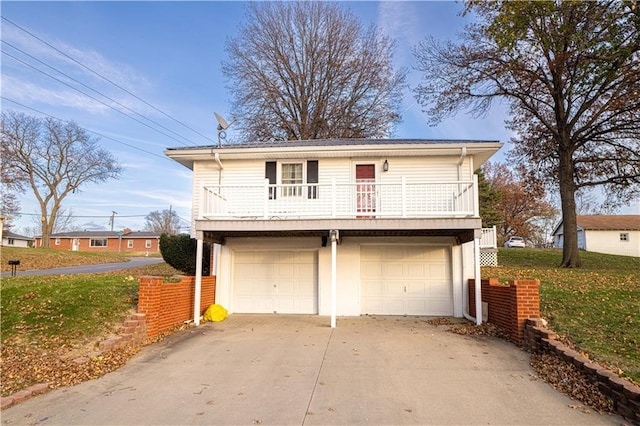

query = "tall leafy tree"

[
  {"left": 476, "top": 167, "right": 503, "bottom": 228},
  {"left": 482, "top": 162, "right": 557, "bottom": 245},
  {"left": 223, "top": 1, "right": 407, "bottom": 142},
  {"left": 413, "top": 1, "right": 640, "bottom": 267},
  {"left": 1, "top": 111, "right": 121, "bottom": 248}
]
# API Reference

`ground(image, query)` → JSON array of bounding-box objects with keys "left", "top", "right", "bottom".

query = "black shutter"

[
  {"left": 307, "top": 160, "right": 318, "bottom": 199},
  {"left": 265, "top": 161, "right": 277, "bottom": 200}
]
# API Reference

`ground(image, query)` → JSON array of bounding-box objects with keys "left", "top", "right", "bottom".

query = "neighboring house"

[
  {"left": 165, "top": 138, "right": 502, "bottom": 325},
  {"left": 552, "top": 215, "right": 640, "bottom": 257},
  {"left": 35, "top": 229, "right": 160, "bottom": 253},
  {"left": 1, "top": 231, "right": 34, "bottom": 248}
]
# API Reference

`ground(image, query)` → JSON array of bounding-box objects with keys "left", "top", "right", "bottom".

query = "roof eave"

[{"left": 164, "top": 140, "right": 503, "bottom": 169}]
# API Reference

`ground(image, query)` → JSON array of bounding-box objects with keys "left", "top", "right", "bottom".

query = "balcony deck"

[
  {"left": 195, "top": 178, "right": 482, "bottom": 243},
  {"left": 200, "top": 178, "right": 478, "bottom": 219}
]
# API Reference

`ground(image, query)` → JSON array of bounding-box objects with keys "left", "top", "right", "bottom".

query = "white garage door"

[
  {"left": 233, "top": 250, "right": 318, "bottom": 314},
  {"left": 361, "top": 245, "right": 452, "bottom": 316}
]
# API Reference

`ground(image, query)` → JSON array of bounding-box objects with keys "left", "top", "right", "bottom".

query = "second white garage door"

[
  {"left": 233, "top": 250, "right": 318, "bottom": 314},
  {"left": 361, "top": 245, "right": 453, "bottom": 316}
]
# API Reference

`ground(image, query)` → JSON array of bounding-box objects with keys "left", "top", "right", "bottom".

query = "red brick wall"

[
  {"left": 138, "top": 276, "right": 216, "bottom": 339},
  {"left": 36, "top": 237, "right": 160, "bottom": 253},
  {"left": 469, "top": 278, "right": 540, "bottom": 345}
]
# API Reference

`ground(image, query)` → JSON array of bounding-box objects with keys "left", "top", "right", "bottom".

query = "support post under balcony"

[
  {"left": 473, "top": 232, "right": 482, "bottom": 325},
  {"left": 330, "top": 229, "right": 339, "bottom": 328},
  {"left": 194, "top": 238, "right": 203, "bottom": 326}
]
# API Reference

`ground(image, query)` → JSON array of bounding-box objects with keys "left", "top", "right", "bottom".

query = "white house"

[
  {"left": 552, "top": 215, "right": 640, "bottom": 257},
  {"left": 165, "top": 139, "right": 503, "bottom": 326},
  {"left": 1, "top": 231, "right": 34, "bottom": 248}
]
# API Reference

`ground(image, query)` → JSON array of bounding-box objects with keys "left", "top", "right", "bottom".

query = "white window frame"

[
  {"left": 55, "top": 238, "right": 61, "bottom": 245},
  {"left": 127, "top": 240, "right": 134, "bottom": 249},
  {"left": 280, "top": 162, "right": 304, "bottom": 197},
  {"left": 90, "top": 239, "right": 108, "bottom": 247},
  {"left": 145, "top": 240, "right": 152, "bottom": 249},
  {"left": 8, "top": 238, "right": 15, "bottom": 245},
  {"left": 620, "top": 232, "right": 629, "bottom": 242}
]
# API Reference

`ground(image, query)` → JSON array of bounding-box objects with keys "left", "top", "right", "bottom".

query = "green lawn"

[
  {"left": 0, "top": 246, "right": 129, "bottom": 272},
  {"left": 483, "top": 248, "right": 640, "bottom": 383},
  {"left": 1, "top": 274, "right": 139, "bottom": 347}
]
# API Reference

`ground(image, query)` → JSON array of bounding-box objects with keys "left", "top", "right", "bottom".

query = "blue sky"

[{"left": 2, "top": 2, "right": 634, "bottom": 235}]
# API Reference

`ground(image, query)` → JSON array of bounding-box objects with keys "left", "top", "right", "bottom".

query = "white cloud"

[
  {"left": 2, "top": 22, "right": 155, "bottom": 119},
  {"left": 1, "top": 74, "right": 111, "bottom": 113}
]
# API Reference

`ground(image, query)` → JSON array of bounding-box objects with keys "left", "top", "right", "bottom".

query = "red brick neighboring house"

[{"left": 35, "top": 229, "right": 161, "bottom": 253}]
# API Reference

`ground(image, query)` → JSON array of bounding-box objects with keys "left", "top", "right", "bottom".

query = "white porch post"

[
  {"left": 473, "top": 232, "right": 482, "bottom": 325},
  {"left": 194, "top": 238, "right": 204, "bottom": 326},
  {"left": 330, "top": 229, "right": 338, "bottom": 328}
]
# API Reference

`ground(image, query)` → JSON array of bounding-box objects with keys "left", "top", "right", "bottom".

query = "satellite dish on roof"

[
  {"left": 214, "top": 112, "right": 230, "bottom": 130},
  {"left": 214, "top": 112, "right": 236, "bottom": 147}
]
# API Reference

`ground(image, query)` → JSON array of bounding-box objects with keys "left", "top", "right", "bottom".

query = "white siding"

[
  {"left": 192, "top": 155, "right": 475, "bottom": 224},
  {"left": 585, "top": 230, "right": 640, "bottom": 257},
  {"left": 378, "top": 156, "right": 460, "bottom": 184}
]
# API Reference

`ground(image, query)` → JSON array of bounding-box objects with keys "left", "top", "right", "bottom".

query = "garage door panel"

[
  {"left": 384, "top": 282, "right": 405, "bottom": 296},
  {"left": 384, "top": 263, "right": 404, "bottom": 276},
  {"left": 275, "top": 263, "right": 294, "bottom": 277},
  {"left": 406, "top": 282, "right": 427, "bottom": 296},
  {"left": 426, "top": 248, "right": 447, "bottom": 261},
  {"left": 361, "top": 261, "right": 382, "bottom": 277},
  {"left": 361, "top": 245, "right": 452, "bottom": 316},
  {"left": 405, "top": 299, "right": 429, "bottom": 315},
  {"left": 427, "top": 299, "right": 453, "bottom": 316},
  {"left": 295, "top": 264, "right": 316, "bottom": 276},
  {"left": 234, "top": 296, "right": 274, "bottom": 314},
  {"left": 407, "top": 264, "right": 425, "bottom": 276},
  {"left": 233, "top": 250, "right": 318, "bottom": 314}
]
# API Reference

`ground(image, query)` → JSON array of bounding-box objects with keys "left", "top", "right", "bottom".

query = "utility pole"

[{"left": 110, "top": 211, "right": 117, "bottom": 232}]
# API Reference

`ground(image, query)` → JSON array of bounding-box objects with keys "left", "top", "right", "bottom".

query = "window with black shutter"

[
  {"left": 265, "top": 161, "right": 277, "bottom": 199},
  {"left": 307, "top": 160, "right": 318, "bottom": 199}
]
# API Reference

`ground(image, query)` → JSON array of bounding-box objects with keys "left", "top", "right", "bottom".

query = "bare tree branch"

[
  {"left": 223, "top": 2, "right": 407, "bottom": 142},
  {"left": 1, "top": 111, "right": 121, "bottom": 247}
]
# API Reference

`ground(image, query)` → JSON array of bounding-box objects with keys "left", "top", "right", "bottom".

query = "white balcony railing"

[
  {"left": 199, "top": 176, "right": 479, "bottom": 220},
  {"left": 480, "top": 226, "right": 498, "bottom": 248}
]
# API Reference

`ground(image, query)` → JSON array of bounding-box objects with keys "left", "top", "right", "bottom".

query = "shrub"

[{"left": 159, "top": 234, "right": 210, "bottom": 276}]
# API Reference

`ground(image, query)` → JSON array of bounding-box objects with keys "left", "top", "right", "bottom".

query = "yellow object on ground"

[{"left": 202, "top": 304, "right": 228, "bottom": 322}]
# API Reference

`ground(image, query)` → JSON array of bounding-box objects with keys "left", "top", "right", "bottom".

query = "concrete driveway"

[{"left": 1, "top": 315, "right": 621, "bottom": 425}]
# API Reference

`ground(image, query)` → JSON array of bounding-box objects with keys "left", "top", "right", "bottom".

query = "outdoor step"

[
  {"left": 120, "top": 325, "right": 138, "bottom": 334},
  {"left": 99, "top": 337, "right": 122, "bottom": 351}
]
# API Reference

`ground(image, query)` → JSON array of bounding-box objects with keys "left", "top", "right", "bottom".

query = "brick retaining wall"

[
  {"left": 524, "top": 318, "right": 640, "bottom": 423},
  {"left": 138, "top": 276, "right": 216, "bottom": 339},
  {"left": 469, "top": 278, "right": 540, "bottom": 345}
]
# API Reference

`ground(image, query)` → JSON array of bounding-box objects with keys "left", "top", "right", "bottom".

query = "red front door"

[{"left": 356, "top": 164, "right": 376, "bottom": 217}]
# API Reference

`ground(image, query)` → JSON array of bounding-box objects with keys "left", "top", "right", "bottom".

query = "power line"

[
  {"left": 1, "top": 96, "right": 172, "bottom": 162},
  {"left": 2, "top": 40, "right": 198, "bottom": 146},
  {"left": 15, "top": 212, "right": 149, "bottom": 218},
  {"left": 1, "top": 48, "right": 193, "bottom": 147},
  {"left": 2, "top": 16, "right": 214, "bottom": 145}
]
